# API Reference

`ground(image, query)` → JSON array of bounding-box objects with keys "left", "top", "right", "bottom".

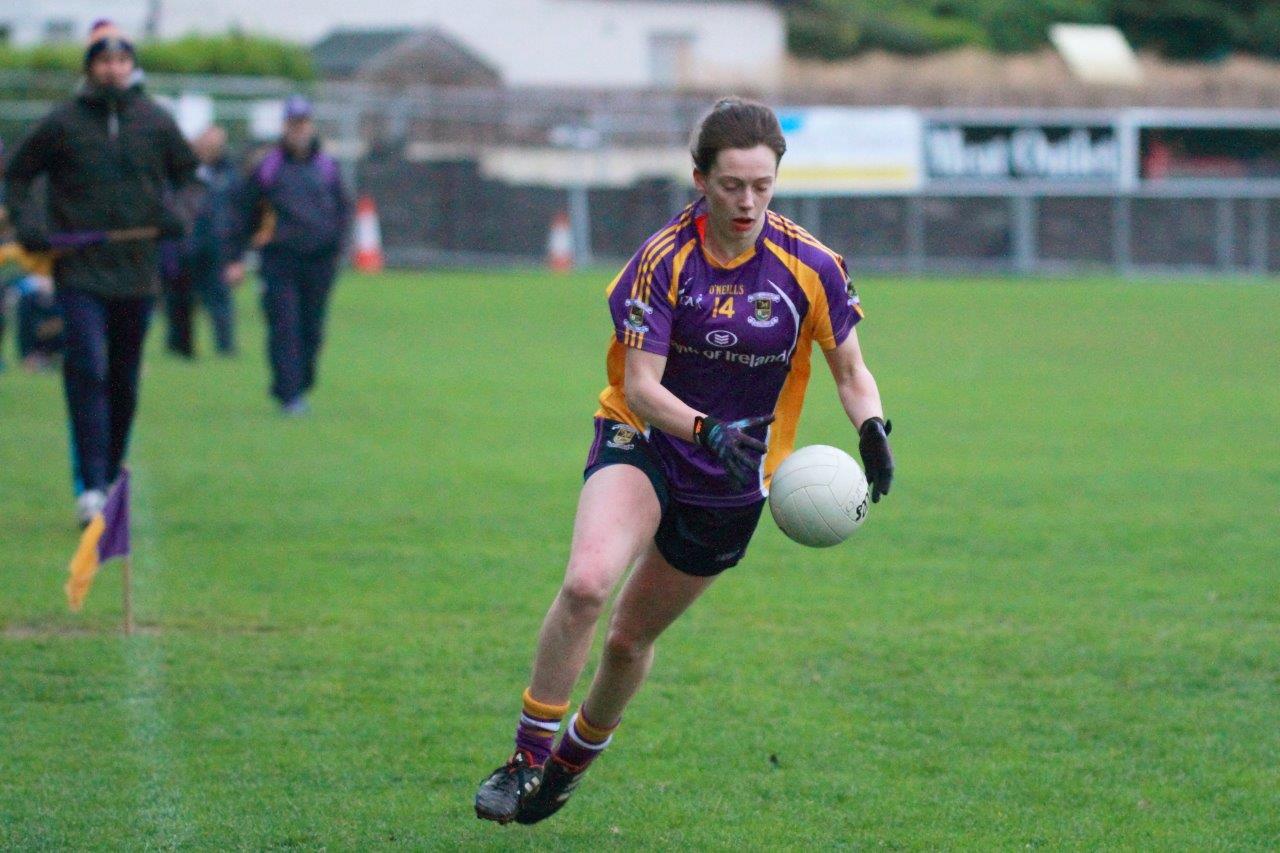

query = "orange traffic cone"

[
  {"left": 353, "top": 195, "right": 384, "bottom": 273},
  {"left": 547, "top": 211, "right": 574, "bottom": 272}
]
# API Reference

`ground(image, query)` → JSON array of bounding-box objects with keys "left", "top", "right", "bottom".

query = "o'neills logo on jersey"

[
  {"left": 748, "top": 292, "right": 780, "bottom": 328},
  {"left": 624, "top": 298, "right": 653, "bottom": 333}
]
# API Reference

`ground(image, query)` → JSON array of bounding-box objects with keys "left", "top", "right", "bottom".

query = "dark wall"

[{"left": 358, "top": 154, "right": 1278, "bottom": 272}]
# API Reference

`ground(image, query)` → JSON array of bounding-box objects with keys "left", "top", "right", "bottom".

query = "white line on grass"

[{"left": 120, "top": 468, "right": 191, "bottom": 847}]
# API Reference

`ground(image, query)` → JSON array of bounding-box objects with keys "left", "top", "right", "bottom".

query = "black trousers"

[
  {"left": 163, "top": 264, "right": 235, "bottom": 356},
  {"left": 58, "top": 288, "right": 153, "bottom": 494},
  {"left": 259, "top": 249, "right": 337, "bottom": 404}
]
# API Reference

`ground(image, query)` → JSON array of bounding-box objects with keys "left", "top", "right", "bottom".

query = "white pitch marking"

[{"left": 120, "top": 468, "right": 191, "bottom": 847}]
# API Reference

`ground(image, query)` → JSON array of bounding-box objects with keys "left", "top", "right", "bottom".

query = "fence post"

[
  {"left": 802, "top": 196, "right": 822, "bottom": 237},
  {"left": 1112, "top": 194, "right": 1132, "bottom": 276},
  {"left": 338, "top": 104, "right": 361, "bottom": 199},
  {"left": 668, "top": 181, "right": 689, "bottom": 217},
  {"left": 1250, "top": 198, "right": 1269, "bottom": 276},
  {"left": 1011, "top": 193, "right": 1037, "bottom": 275},
  {"left": 1215, "top": 197, "right": 1235, "bottom": 272},
  {"left": 906, "top": 196, "right": 925, "bottom": 276},
  {"left": 568, "top": 184, "right": 593, "bottom": 268}
]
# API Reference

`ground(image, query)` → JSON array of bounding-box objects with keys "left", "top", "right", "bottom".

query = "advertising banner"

[
  {"left": 925, "top": 123, "right": 1121, "bottom": 183},
  {"left": 1140, "top": 126, "right": 1280, "bottom": 180},
  {"left": 776, "top": 107, "right": 924, "bottom": 195}
]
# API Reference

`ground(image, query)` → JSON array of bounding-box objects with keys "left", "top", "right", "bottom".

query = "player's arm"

[
  {"left": 224, "top": 161, "right": 265, "bottom": 264},
  {"left": 824, "top": 329, "right": 882, "bottom": 429},
  {"left": 331, "top": 163, "right": 353, "bottom": 254},
  {"left": 823, "top": 330, "right": 894, "bottom": 501},
  {"left": 146, "top": 114, "right": 198, "bottom": 240},
  {"left": 2, "top": 117, "right": 56, "bottom": 252},
  {"left": 161, "top": 113, "right": 200, "bottom": 188},
  {"left": 624, "top": 346, "right": 771, "bottom": 487},
  {"left": 623, "top": 346, "right": 698, "bottom": 442}
]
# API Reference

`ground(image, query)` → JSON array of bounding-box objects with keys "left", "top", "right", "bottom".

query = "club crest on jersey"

[
  {"left": 845, "top": 274, "right": 860, "bottom": 308},
  {"left": 748, "top": 292, "right": 780, "bottom": 328},
  {"left": 607, "top": 424, "right": 637, "bottom": 450},
  {"left": 624, "top": 298, "right": 653, "bottom": 333}
]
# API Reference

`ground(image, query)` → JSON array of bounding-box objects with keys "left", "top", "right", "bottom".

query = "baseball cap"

[{"left": 283, "top": 95, "right": 314, "bottom": 121}]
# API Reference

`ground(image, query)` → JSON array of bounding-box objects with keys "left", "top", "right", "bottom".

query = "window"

[{"left": 649, "top": 32, "right": 694, "bottom": 88}]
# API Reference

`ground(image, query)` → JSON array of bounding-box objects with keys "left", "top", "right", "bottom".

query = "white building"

[
  {"left": 157, "top": 0, "right": 785, "bottom": 90},
  {"left": 3, "top": 1, "right": 150, "bottom": 46}
]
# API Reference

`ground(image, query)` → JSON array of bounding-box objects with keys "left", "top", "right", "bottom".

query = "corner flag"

[{"left": 66, "top": 470, "right": 131, "bottom": 612}]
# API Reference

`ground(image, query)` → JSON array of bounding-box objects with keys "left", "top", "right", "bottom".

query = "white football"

[{"left": 768, "top": 445, "right": 869, "bottom": 547}]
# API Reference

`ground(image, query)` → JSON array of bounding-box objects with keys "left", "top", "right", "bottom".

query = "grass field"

[{"left": 2, "top": 269, "right": 1278, "bottom": 849}]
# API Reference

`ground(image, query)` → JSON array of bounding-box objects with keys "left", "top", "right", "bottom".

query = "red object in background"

[
  {"left": 1144, "top": 139, "right": 1173, "bottom": 179},
  {"left": 547, "top": 211, "right": 574, "bottom": 273},
  {"left": 353, "top": 195, "right": 384, "bottom": 273}
]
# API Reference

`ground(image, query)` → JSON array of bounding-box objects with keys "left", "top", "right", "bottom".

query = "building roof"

[
  {"left": 311, "top": 28, "right": 417, "bottom": 79},
  {"left": 356, "top": 28, "right": 502, "bottom": 88},
  {"left": 311, "top": 26, "right": 501, "bottom": 87}
]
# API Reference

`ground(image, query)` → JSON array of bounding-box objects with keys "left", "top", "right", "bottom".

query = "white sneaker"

[{"left": 76, "top": 489, "right": 107, "bottom": 528}]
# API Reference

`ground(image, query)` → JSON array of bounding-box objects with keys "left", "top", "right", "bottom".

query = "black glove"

[
  {"left": 858, "top": 417, "right": 894, "bottom": 503},
  {"left": 694, "top": 414, "right": 775, "bottom": 488},
  {"left": 16, "top": 225, "right": 51, "bottom": 254}
]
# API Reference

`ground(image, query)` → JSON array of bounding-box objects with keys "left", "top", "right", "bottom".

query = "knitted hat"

[{"left": 84, "top": 19, "right": 135, "bottom": 68}]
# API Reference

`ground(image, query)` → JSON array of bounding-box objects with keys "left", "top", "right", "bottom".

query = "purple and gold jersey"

[{"left": 596, "top": 197, "right": 863, "bottom": 507}]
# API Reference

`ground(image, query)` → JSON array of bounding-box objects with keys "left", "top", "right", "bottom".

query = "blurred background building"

[{"left": 4, "top": 0, "right": 1280, "bottom": 274}]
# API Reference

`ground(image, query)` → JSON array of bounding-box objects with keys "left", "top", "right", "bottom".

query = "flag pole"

[{"left": 122, "top": 555, "right": 134, "bottom": 636}]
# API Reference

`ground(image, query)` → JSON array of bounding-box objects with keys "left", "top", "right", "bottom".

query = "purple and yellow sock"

[
  {"left": 552, "top": 708, "right": 618, "bottom": 771},
  {"left": 514, "top": 688, "right": 569, "bottom": 767}
]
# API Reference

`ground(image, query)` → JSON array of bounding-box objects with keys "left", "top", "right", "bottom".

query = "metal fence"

[
  {"left": 769, "top": 188, "right": 1280, "bottom": 276},
  {"left": 360, "top": 159, "right": 1280, "bottom": 275},
  {"left": 338, "top": 90, "right": 1280, "bottom": 275}
]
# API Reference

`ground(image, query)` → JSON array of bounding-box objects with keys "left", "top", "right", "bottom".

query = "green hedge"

[
  {"left": 786, "top": 0, "right": 1280, "bottom": 60},
  {"left": 0, "top": 33, "right": 314, "bottom": 79}
]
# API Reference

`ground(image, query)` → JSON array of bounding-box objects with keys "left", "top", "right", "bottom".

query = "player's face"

[
  {"left": 88, "top": 50, "right": 135, "bottom": 90},
  {"left": 193, "top": 127, "right": 227, "bottom": 164},
  {"left": 694, "top": 145, "right": 778, "bottom": 249},
  {"left": 283, "top": 117, "right": 316, "bottom": 154}
]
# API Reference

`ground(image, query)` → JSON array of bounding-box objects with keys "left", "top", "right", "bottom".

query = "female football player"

[{"left": 475, "top": 97, "right": 895, "bottom": 825}]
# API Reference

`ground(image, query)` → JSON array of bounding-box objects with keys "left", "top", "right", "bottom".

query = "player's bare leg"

[
  {"left": 528, "top": 465, "right": 662, "bottom": 703},
  {"left": 475, "top": 465, "right": 659, "bottom": 824},
  {"left": 517, "top": 544, "right": 715, "bottom": 825},
  {"left": 581, "top": 544, "right": 715, "bottom": 725}
]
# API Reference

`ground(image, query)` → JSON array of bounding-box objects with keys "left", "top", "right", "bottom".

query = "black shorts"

[{"left": 584, "top": 418, "right": 765, "bottom": 577}]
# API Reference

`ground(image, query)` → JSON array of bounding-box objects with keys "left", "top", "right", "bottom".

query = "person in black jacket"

[
  {"left": 2, "top": 19, "right": 198, "bottom": 524},
  {"left": 160, "top": 125, "right": 241, "bottom": 358},
  {"left": 229, "top": 95, "right": 351, "bottom": 416}
]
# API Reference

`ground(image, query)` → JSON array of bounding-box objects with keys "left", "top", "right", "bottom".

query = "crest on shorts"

[
  {"left": 624, "top": 298, "right": 652, "bottom": 334},
  {"left": 747, "top": 291, "right": 780, "bottom": 328},
  {"left": 606, "top": 425, "right": 637, "bottom": 450}
]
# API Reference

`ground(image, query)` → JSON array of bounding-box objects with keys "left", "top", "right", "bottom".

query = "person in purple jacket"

[
  {"left": 475, "top": 98, "right": 896, "bottom": 826},
  {"left": 228, "top": 95, "right": 350, "bottom": 415}
]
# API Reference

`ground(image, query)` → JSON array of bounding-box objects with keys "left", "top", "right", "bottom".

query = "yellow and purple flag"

[{"left": 66, "top": 470, "right": 131, "bottom": 612}]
